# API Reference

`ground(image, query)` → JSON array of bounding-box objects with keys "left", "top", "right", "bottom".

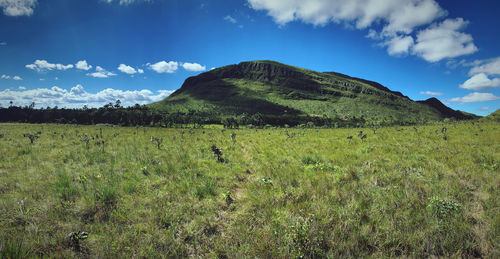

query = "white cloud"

[
  {"left": 384, "top": 35, "right": 414, "bottom": 56},
  {"left": 0, "top": 41, "right": 6, "bottom": 46},
  {"left": 0, "top": 0, "right": 37, "bottom": 16},
  {"left": 0, "top": 84, "right": 173, "bottom": 108},
  {"left": 105, "top": 0, "right": 150, "bottom": 5},
  {"left": 247, "top": 1, "right": 481, "bottom": 63},
  {"left": 182, "top": 62, "right": 206, "bottom": 72},
  {"left": 138, "top": 68, "right": 144, "bottom": 74},
  {"left": 87, "top": 66, "right": 116, "bottom": 78},
  {"left": 1, "top": 74, "right": 22, "bottom": 80},
  {"left": 25, "top": 60, "right": 74, "bottom": 72},
  {"left": 479, "top": 106, "right": 489, "bottom": 111},
  {"left": 459, "top": 73, "right": 500, "bottom": 91},
  {"left": 420, "top": 91, "right": 443, "bottom": 96},
  {"left": 118, "top": 64, "right": 138, "bottom": 74},
  {"left": 412, "top": 18, "right": 477, "bottom": 62},
  {"left": 449, "top": 92, "right": 500, "bottom": 103},
  {"left": 224, "top": 15, "right": 237, "bottom": 24},
  {"left": 18, "top": 86, "right": 26, "bottom": 90},
  {"left": 247, "top": 0, "right": 445, "bottom": 34},
  {"left": 468, "top": 57, "right": 500, "bottom": 76},
  {"left": 148, "top": 61, "right": 178, "bottom": 74},
  {"left": 75, "top": 60, "right": 92, "bottom": 71}
]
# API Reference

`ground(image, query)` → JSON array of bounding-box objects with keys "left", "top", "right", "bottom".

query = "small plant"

[
  {"left": 360, "top": 133, "right": 367, "bottom": 142},
  {"left": 68, "top": 231, "right": 88, "bottom": 251},
  {"left": 151, "top": 136, "right": 163, "bottom": 150},
  {"left": 286, "top": 130, "right": 296, "bottom": 140},
  {"left": 261, "top": 178, "right": 272, "bottom": 185},
  {"left": 77, "top": 175, "right": 87, "bottom": 190},
  {"left": 222, "top": 191, "right": 233, "bottom": 206},
  {"left": 230, "top": 133, "right": 236, "bottom": 144},
  {"left": 23, "top": 133, "right": 40, "bottom": 144},
  {"left": 301, "top": 156, "right": 322, "bottom": 165},
  {"left": 441, "top": 126, "right": 447, "bottom": 140},
  {"left": 427, "top": 197, "right": 462, "bottom": 220},
  {"left": 80, "top": 134, "right": 90, "bottom": 149},
  {"left": 347, "top": 135, "right": 353, "bottom": 143},
  {"left": 141, "top": 166, "right": 149, "bottom": 176},
  {"left": 95, "top": 140, "right": 105, "bottom": 152},
  {"left": 211, "top": 145, "right": 224, "bottom": 163},
  {"left": 0, "top": 133, "right": 4, "bottom": 139}
]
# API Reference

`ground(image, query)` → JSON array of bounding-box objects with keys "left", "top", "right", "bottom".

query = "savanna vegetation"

[{"left": 0, "top": 121, "right": 498, "bottom": 257}]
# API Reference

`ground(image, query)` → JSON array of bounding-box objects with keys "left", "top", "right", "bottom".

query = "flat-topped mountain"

[{"left": 150, "top": 60, "right": 477, "bottom": 125}]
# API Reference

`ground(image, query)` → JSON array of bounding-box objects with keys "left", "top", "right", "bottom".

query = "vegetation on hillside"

[
  {"left": 0, "top": 121, "right": 498, "bottom": 257},
  {"left": 151, "top": 60, "right": 478, "bottom": 124}
]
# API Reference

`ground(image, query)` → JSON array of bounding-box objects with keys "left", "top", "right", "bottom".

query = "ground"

[{"left": 0, "top": 122, "right": 499, "bottom": 257}]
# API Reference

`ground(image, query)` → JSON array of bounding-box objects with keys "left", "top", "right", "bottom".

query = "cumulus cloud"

[
  {"left": 449, "top": 92, "right": 500, "bottom": 103},
  {"left": 1, "top": 74, "right": 22, "bottom": 80},
  {"left": 18, "top": 86, "right": 26, "bottom": 90},
  {"left": 247, "top": 0, "right": 445, "bottom": 33},
  {"left": 182, "top": 62, "right": 206, "bottom": 72},
  {"left": 224, "top": 15, "right": 237, "bottom": 24},
  {"left": 384, "top": 35, "right": 414, "bottom": 56},
  {"left": 247, "top": 0, "right": 481, "bottom": 63},
  {"left": 0, "top": 84, "right": 173, "bottom": 108},
  {"left": 468, "top": 57, "right": 500, "bottom": 76},
  {"left": 137, "top": 68, "right": 144, "bottom": 74},
  {"left": 412, "top": 18, "right": 477, "bottom": 62},
  {"left": 0, "top": 41, "right": 6, "bottom": 46},
  {"left": 459, "top": 73, "right": 500, "bottom": 91},
  {"left": 148, "top": 61, "right": 178, "bottom": 74},
  {"left": 0, "top": 0, "right": 37, "bottom": 16},
  {"left": 25, "top": 60, "right": 74, "bottom": 72},
  {"left": 118, "top": 64, "right": 138, "bottom": 74},
  {"left": 87, "top": 66, "right": 117, "bottom": 78},
  {"left": 75, "top": 60, "right": 92, "bottom": 71},
  {"left": 420, "top": 91, "right": 443, "bottom": 96}
]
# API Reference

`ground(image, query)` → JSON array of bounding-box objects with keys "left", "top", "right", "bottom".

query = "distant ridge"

[{"left": 151, "top": 60, "right": 478, "bottom": 125}]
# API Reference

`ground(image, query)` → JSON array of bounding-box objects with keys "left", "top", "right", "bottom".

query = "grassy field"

[{"left": 0, "top": 122, "right": 499, "bottom": 258}]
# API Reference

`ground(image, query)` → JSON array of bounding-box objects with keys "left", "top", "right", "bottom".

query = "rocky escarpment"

[
  {"left": 155, "top": 60, "right": 476, "bottom": 122},
  {"left": 172, "top": 61, "right": 408, "bottom": 100}
]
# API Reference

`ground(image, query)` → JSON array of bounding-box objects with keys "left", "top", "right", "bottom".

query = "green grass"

[{"left": 0, "top": 122, "right": 499, "bottom": 257}]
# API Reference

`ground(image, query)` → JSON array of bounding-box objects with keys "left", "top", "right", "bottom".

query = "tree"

[{"left": 115, "top": 99, "right": 121, "bottom": 108}]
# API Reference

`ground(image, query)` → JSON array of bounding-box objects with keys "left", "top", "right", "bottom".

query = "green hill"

[
  {"left": 150, "top": 60, "right": 477, "bottom": 125},
  {"left": 483, "top": 109, "right": 500, "bottom": 122}
]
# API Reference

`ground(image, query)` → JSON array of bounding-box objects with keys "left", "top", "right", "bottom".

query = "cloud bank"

[
  {"left": 247, "top": 0, "right": 477, "bottom": 62},
  {"left": 0, "top": 84, "right": 173, "bottom": 108},
  {"left": 26, "top": 60, "right": 74, "bottom": 72}
]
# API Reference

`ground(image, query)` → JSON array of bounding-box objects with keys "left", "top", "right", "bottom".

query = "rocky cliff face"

[{"left": 159, "top": 60, "right": 476, "bottom": 122}]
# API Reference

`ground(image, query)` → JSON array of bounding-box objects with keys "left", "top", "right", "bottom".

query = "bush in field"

[
  {"left": 23, "top": 133, "right": 40, "bottom": 144},
  {"left": 211, "top": 145, "right": 224, "bottom": 163},
  {"left": 68, "top": 231, "right": 88, "bottom": 252},
  {"left": 151, "top": 136, "right": 163, "bottom": 149}
]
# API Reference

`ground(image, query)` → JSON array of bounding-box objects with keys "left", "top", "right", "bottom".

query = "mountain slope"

[
  {"left": 151, "top": 60, "right": 476, "bottom": 124},
  {"left": 482, "top": 109, "right": 500, "bottom": 122}
]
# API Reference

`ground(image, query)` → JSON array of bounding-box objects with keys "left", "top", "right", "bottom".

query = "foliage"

[{"left": 0, "top": 121, "right": 498, "bottom": 257}]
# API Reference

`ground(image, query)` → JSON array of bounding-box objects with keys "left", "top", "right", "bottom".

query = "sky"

[{"left": 0, "top": 0, "right": 499, "bottom": 116}]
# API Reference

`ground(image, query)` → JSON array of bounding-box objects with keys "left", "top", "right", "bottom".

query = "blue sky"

[{"left": 0, "top": 0, "right": 499, "bottom": 115}]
